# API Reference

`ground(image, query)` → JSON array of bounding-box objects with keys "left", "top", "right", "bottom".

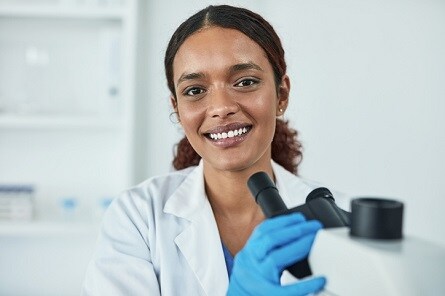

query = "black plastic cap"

[{"left": 350, "top": 198, "right": 403, "bottom": 240}]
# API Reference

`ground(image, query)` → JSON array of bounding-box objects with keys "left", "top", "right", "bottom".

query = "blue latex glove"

[{"left": 226, "top": 213, "right": 325, "bottom": 296}]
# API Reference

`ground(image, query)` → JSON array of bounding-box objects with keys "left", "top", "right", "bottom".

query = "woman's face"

[{"left": 172, "top": 27, "right": 289, "bottom": 173}]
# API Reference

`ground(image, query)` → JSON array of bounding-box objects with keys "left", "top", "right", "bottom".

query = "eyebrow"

[
  {"left": 230, "top": 62, "right": 263, "bottom": 73},
  {"left": 175, "top": 62, "right": 263, "bottom": 87},
  {"left": 176, "top": 72, "right": 205, "bottom": 88}
]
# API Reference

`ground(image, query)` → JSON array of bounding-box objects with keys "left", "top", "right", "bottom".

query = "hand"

[{"left": 226, "top": 213, "right": 325, "bottom": 296}]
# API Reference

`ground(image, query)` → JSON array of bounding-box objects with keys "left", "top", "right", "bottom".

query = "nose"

[{"left": 207, "top": 88, "right": 240, "bottom": 119}]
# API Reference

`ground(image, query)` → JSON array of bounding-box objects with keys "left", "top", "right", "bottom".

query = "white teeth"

[{"left": 209, "top": 127, "right": 249, "bottom": 140}]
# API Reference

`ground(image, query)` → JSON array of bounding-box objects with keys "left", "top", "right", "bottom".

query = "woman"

[{"left": 82, "top": 5, "right": 341, "bottom": 295}]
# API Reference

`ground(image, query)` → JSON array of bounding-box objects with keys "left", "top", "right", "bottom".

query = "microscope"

[{"left": 248, "top": 172, "right": 445, "bottom": 296}]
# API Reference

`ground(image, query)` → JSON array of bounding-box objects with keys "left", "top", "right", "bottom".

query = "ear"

[
  {"left": 276, "top": 75, "right": 290, "bottom": 116},
  {"left": 170, "top": 95, "right": 178, "bottom": 112},
  {"left": 170, "top": 95, "right": 181, "bottom": 124}
]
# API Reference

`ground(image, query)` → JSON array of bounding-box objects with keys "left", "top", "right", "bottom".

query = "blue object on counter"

[{"left": 60, "top": 197, "right": 78, "bottom": 210}]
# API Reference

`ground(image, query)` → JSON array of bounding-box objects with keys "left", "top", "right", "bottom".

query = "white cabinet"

[{"left": 0, "top": 0, "right": 138, "bottom": 222}]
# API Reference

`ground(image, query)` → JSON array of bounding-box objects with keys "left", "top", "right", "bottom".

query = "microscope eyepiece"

[{"left": 247, "top": 172, "right": 287, "bottom": 218}]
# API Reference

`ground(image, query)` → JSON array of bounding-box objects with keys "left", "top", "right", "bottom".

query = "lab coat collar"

[
  {"left": 273, "top": 161, "right": 295, "bottom": 207},
  {"left": 164, "top": 160, "right": 295, "bottom": 220},
  {"left": 273, "top": 161, "right": 315, "bottom": 209},
  {"left": 164, "top": 161, "right": 229, "bottom": 295},
  {"left": 163, "top": 161, "right": 207, "bottom": 222}
]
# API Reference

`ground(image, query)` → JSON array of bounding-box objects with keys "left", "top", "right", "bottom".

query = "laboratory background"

[{"left": 0, "top": 0, "right": 444, "bottom": 295}]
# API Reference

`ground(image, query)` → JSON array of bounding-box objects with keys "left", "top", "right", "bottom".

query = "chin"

[{"left": 205, "top": 155, "right": 259, "bottom": 173}]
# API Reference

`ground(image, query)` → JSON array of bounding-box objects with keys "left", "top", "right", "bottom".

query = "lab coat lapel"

[{"left": 164, "top": 162, "right": 229, "bottom": 296}]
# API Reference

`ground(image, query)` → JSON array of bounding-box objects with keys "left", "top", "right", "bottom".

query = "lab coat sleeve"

[{"left": 81, "top": 189, "right": 160, "bottom": 296}]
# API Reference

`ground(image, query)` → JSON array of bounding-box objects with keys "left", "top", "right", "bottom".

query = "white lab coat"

[{"left": 81, "top": 161, "right": 349, "bottom": 296}]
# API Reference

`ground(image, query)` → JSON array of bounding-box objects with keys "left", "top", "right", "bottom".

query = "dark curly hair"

[{"left": 165, "top": 5, "right": 303, "bottom": 174}]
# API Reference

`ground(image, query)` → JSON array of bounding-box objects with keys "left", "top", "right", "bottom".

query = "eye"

[
  {"left": 235, "top": 78, "right": 259, "bottom": 88},
  {"left": 183, "top": 87, "right": 206, "bottom": 96}
]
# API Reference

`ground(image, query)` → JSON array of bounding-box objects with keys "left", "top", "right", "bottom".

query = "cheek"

[
  {"left": 246, "top": 91, "right": 279, "bottom": 119},
  {"left": 177, "top": 104, "right": 204, "bottom": 134}
]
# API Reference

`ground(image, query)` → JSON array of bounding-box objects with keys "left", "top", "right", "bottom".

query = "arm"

[{"left": 81, "top": 190, "right": 160, "bottom": 296}]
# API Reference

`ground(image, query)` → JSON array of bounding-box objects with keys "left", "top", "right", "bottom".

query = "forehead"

[{"left": 173, "top": 27, "right": 272, "bottom": 79}]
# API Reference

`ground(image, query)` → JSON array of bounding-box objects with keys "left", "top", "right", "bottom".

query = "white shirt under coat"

[{"left": 81, "top": 161, "right": 349, "bottom": 296}]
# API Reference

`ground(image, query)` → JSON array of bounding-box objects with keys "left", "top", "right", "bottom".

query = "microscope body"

[
  {"left": 247, "top": 172, "right": 445, "bottom": 295},
  {"left": 310, "top": 227, "right": 445, "bottom": 296}
]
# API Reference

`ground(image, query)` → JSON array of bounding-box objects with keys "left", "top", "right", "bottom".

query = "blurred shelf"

[
  {"left": 0, "top": 220, "right": 100, "bottom": 236},
  {"left": 0, "top": 114, "right": 123, "bottom": 129},
  {"left": 0, "top": 0, "right": 137, "bottom": 225},
  {"left": 0, "top": 5, "right": 127, "bottom": 20}
]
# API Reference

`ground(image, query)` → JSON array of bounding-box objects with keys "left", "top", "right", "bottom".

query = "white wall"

[{"left": 140, "top": 0, "right": 445, "bottom": 245}]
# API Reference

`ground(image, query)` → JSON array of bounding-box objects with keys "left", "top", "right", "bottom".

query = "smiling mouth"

[{"left": 205, "top": 125, "right": 252, "bottom": 141}]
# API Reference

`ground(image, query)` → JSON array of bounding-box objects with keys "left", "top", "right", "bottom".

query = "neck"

[
  {"left": 203, "top": 160, "right": 275, "bottom": 255},
  {"left": 203, "top": 160, "right": 274, "bottom": 220}
]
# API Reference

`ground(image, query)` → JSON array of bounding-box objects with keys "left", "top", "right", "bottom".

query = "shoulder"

[
  {"left": 133, "top": 166, "right": 196, "bottom": 200},
  {"left": 103, "top": 165, "right": 198, "bottom": 228},
  {"left": 117, "top": 165, "right": 198, "bottom": 211}
]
